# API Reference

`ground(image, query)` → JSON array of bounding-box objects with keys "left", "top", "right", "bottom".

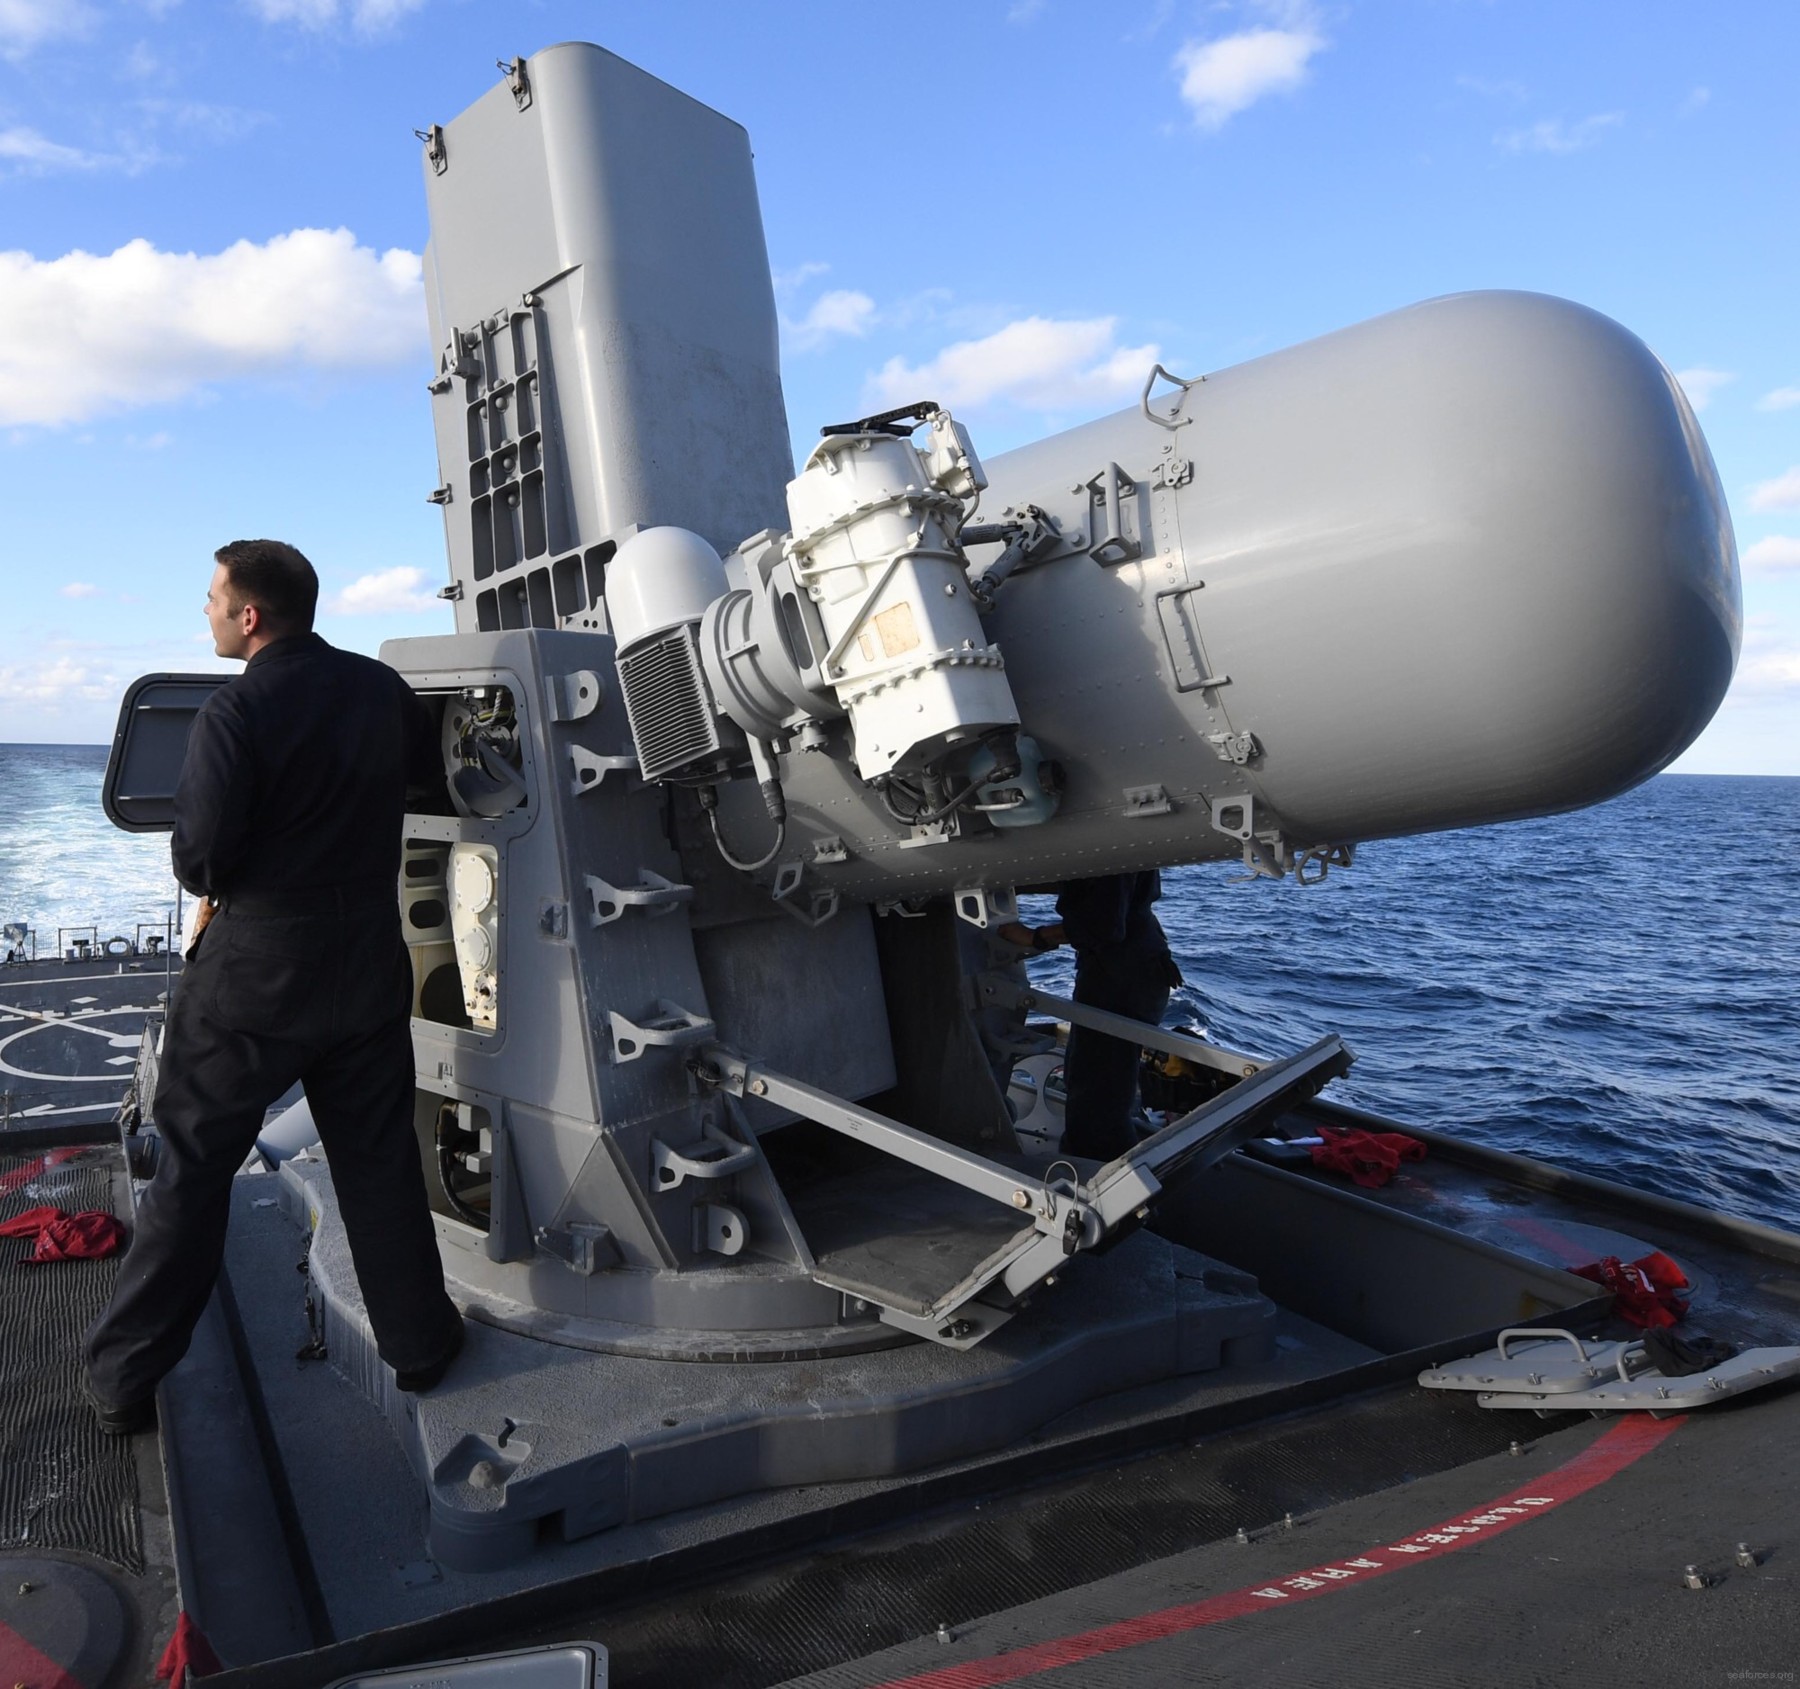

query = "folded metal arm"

[{"left": 692, "top": 1024, "right": 1353, "bottom": 1349}]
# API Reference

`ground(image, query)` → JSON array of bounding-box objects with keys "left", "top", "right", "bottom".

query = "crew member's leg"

[
  {"left": 301, "top": 1008, "right": 461, "bottom": 1378},
  {"left": 305, "top": 919, "right": 460, "bottom": 1380},
  {"left": 85, "top": 967, "right": 304, "bottom": 1408},
  {"left": 1060, "top": 950, "right": 1175, "bottom": 1162}
]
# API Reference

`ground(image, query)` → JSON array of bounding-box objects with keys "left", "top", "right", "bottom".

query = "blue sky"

[{"left": 3, "top": 1, "right": 1797, "bottom": 772}]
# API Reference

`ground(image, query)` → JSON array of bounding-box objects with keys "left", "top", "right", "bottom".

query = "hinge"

[
  {"left": 416, "top": 123, "right": 447, "bottom": 176},
  {"left": 1122, "top": 783, "right": 1175, "bottom": 818},
  {"left": 1207, "top": 730, "right": 1261, "bottom": 766},
  {"left": 436, "top": 581, "right": 463, "bottom": 602},
  {"left": 427, "top": 485, "right": 453, "bottom": 506}
]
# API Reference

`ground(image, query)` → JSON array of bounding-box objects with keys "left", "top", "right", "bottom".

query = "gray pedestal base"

[{"left": 280, "top": 1160, "right": 1274, "bottom": 1571}]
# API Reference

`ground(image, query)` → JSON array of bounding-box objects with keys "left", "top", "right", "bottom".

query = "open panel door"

[{"left": 102, "top": 673, "right": 230, "bottom": 832}]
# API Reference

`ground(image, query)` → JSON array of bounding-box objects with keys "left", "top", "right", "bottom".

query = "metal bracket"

[
  {"left": 498, "top": 55, "right": 532, "bottom": 110},
  {"left": 1152, "top": 443, "right": 1194, "bottom": 489},
  {"left": 416, "top": 123, "right": 447, "bottom": 176},
  {"left": 1123, "top": 783, "right": 1175, "bottom": 818},
  {"left": 810, "top": 834, "right": 849, "bottom": 865},
  {"left": 953, "top": 885, "right": 1018, "bottom": 930},
  {"left": 649, "top": 1120, "right": 756, "bottom": 1190},
  {"left": 1294, "top": 843, "right": 1355, "bottom": 887},
  {"left": 1085, "top": 462, "right": 1141, "bottom": 566},
  {"left": 569, "top": 745, "right": 638, "bottom": 795},
  {"left": 545, "top": 669, "right": 603, "bottom": 724},
  {"left": 583, "top": 870, "right": 693, "bottom": 926},
  {"left": 693, "top": 1202, "right": 748, "bottom": 1257},
  {"left": 1141, "top": 363, "right": 1201, "bottom": 430},
  {"left": 535, "top": 1221, "right": 620, "bottom": 1276},
  {"left": 1207, "top": 730, "right": 1260, "bottom": 766},
  {"left": 608, "top": 999, "right": 715, "bottom": 1064},
  {"left": 427, "top": 485, "right": 453, "bottom": 506},
  {"left": 1210, "top": 795, "right": 1255, "bottom": 841}
]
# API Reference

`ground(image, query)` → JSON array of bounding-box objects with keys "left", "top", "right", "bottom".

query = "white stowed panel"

[
  {"left": 450, "top": 844, "right": 500, "bottom": 1030},
  {"left": 785, "top": 414, "right": 1019, "bottom": 779}
]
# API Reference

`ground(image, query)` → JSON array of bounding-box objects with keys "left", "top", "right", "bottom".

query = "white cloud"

[
  {"left": 1674, "top": 368, "right": 1735, "bottom": 412},
  {"left": 1496, "top": 113, "right": 1623, "bottom": 155},
  {"left": 1173, "top": 23, "right": 1325, "bottom": 131},
  {"left": 1756, "top": 387, "right": 1800, "bottom": 413},
  {"left": 246, "top": 0, "right": 425, "bottom": 32},
  {"left": 1732, "top": 621, "right": 1800, "bottom": 699},
  {"left": 866, "top": 316, "right": 1159, "bottom": 416},
  {"left": 324, "top": 566, "right": 442, "bottom": 615},
  {"left": 1743, "top": 536, "right": 1800, "bottom": 574},
  {"left": 0, "top": 228, "right": 425, "bottom": 428},
  {"left": 59, "top": 582, "right": 101, "bottom": 598},
  {"left": 0, "top": 126, "right": 108, "bottom": 174},
  {"left": 784, "top": 289, "right": 876, "bottom": 353},
  {"left": 0, "top": 0, "right": 93, "bottom": 57},
  {"left": 1007, "top": 0, "right": 1047, "bottom": 22},
  {"left": 1680, "top": 86, "right": 1711, "bottom": 117},
  {"left": 1749, "top": 467, "right": 1800, "bottom": 513}
]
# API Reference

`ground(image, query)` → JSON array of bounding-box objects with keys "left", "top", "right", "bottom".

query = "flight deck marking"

[
  {"left": 863, "top": 1415, "right": 1684, "bottom": 1689},
  {"left": 0, "top": 1616, "right": 85, "bottom": 1689}
]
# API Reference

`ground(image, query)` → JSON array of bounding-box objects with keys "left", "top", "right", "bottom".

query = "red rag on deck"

[
  {"left": 1309, "top": 1125, "right": 1427, "bottom": 1188},
  {"left": 1569, "top": 1250, "right": 1690, "bottom": 1328},
  {"left": 157, "top": 1611, "right": 224, "bottom": 1687},
  {"left": 0, "top": 1205, "right": 127, "bottom": 1262}
]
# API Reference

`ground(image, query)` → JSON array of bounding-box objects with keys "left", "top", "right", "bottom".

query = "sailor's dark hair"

[{"left": 214, "top": 539, "right": 318, "bottom": 635}]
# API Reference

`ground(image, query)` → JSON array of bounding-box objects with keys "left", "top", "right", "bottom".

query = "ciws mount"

[{"left": 107, "top": 45, "right": 1736, "bottom": 1567}]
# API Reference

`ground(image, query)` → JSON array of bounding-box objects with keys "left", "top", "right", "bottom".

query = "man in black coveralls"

[
  {"left": 1003, "top": 872, "right": 1183, "bottom": 1162},
  {"left": 85, "top": 540, "right": 463, "bottom": 1434}
]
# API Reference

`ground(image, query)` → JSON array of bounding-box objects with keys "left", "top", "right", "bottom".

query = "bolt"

[
  {"left": 943, "top": 582, "right": 957, "bottom": 596},
  {"left": 936, "top": 1624, "right": 954, "bottom": 1646},
  {"left": 1683, "top": 1564, "right": 1709, "bottom": 1590},
  {"left": 1236, "top": 1526, "right": 1249, "bottom": 1544},
  {"left": 749, "top": 1079, "right": 768, "bottom": 1097},
  {"left": 1011, "top": 1189, "right": 1031, "bottom": 1209},
  {"left": 1737, "top": 1543, "right": 1759, "bottom": 1569},
  {"left": 16, "top": 1581, "right": 31, "bottom": 1595},
  {"left": 1283, "top": 1512, "right": 1294, "bottom": 1531},
  {"left": 1044, "top": 1274, "right": 1058, "bottom": 1287},
  {"left": 1526, "top": 1373, "right": 1542, "bottom": 1386},
  {"left": 1509, "top": 1441, "right": 1524, "bottom": 1457}
]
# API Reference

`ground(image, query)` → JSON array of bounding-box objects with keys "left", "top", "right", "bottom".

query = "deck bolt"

[
  {"left": 936, "top": 1624, "right": 954, "bottom": 1645},
  {"left": 1509, "top": 1441, "right": 1523, "bottom": 1457},
  {"left": 15, "top": 1582, "right": 30, "bottom": 1595},
  {"left": 1236, "top": 1526, "right": 1249, "bottom": 1544},
  {"left": 1283, "top": 1512, "right": 1294, "bottom": 1531},
  {"left": 1736, "top": 1543, "right": 1759, "bottom": 1569},
  {"left": 1683, "top": 1565, "right": 1708, "bottom": 1590}
]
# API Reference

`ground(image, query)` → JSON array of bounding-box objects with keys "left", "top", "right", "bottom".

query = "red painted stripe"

[
  {"left": 0, "top": 1148, "right": 84, "bottom": 1199},
  {"left": 0, "top": 1616, "right": 87, "bottom": 1689},
  {"left": 866, "top": 1415, "right": 1685, "bottom": 1689}
]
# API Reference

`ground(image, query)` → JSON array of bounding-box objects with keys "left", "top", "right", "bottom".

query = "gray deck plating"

[{"left": 278, "top": 1156, "right": 1279, "bottom": 1570}]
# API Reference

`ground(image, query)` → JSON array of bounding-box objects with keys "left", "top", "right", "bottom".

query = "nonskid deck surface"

[{"left": 771, "top": 1385, "right": 1800, "bottom": 1689}]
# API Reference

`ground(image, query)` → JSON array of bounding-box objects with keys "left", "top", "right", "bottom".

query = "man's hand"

[
  {"left": 998, "top": 921, "right": 1065, "bottom": 954},
  {"left": 183, "top": 898, "right": 219, "bottom": 961}
]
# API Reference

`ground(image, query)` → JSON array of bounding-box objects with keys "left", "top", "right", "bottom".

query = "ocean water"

[{"left": 3, "top": 745, "right": 1796, "bottom": 1232}]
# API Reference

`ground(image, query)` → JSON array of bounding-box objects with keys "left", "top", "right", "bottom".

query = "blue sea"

[{"left": 3, "top": 744, "right": 1796, "bottom": 1233}]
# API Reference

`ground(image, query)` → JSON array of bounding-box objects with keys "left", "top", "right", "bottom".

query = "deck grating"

[{"left": 0, "top": 1144, "right": 143, "bottom": 1573}]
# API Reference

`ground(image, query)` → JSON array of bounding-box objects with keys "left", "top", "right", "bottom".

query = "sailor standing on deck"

[
  {"left": 84, "top": 540, "right": 464, "bottom": 1435},
  {"left": 1002, "top": 872, "right": 1183, "bottom": 1163}
]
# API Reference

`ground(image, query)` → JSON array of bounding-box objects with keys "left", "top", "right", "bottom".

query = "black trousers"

[
  {"left": 86, "top": 903, "right": 460, "bottom": 1406},
  {"left": 1060, "top": 943, "right": 1181, "bottom": 1164}
]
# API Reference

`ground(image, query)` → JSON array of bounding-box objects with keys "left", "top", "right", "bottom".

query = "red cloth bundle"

[
  {"left": 157, "top": 1611, "right": 223, "bottom": 1686},
  {"left": 1308, "top": 1125, "right": 1427, "bottom": 1188},
  {"left": 0, "top": 1204, "right": 127, "bottom": 1262},
  {"left": 1569, "top": 1249, "right": 1690, "bottom": 1328}
]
